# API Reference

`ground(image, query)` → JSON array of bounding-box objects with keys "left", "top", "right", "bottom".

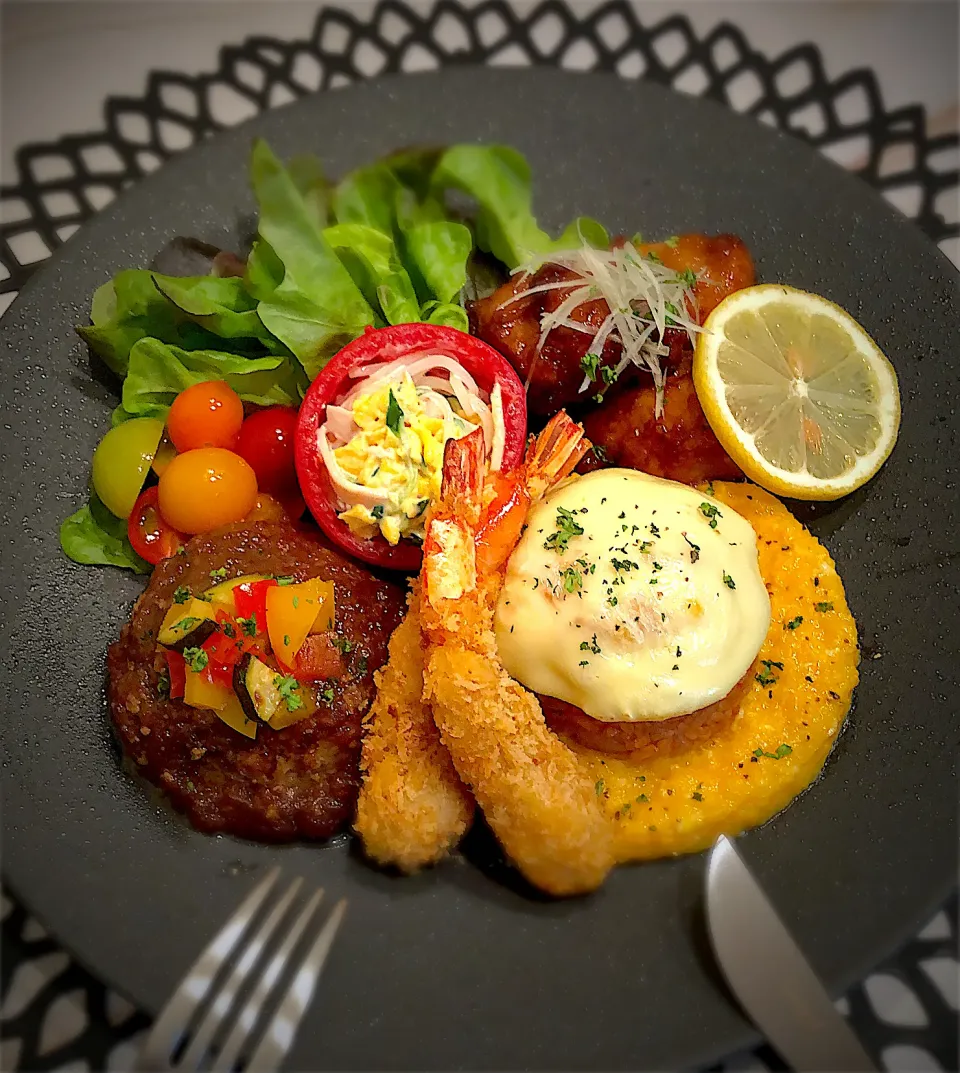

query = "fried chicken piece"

[
  {"left": 354, "top": 586, "right": 474, "bottom": 872},
  {"left": 470, "top": 235, "right": 755, "bottom": 417},
  {"left": 583, "top": 356, "right": 742, "bottom": 485}
]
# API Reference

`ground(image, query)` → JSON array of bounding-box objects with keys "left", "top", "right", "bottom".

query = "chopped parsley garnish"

[
  {"left": 371, "top": 505, "right": 384, "bottom": 520},
  {"left": 182, "top": 647, "right": 209, "bottom": 673},
  {"left": 580, "top": 352, "right": 601, "bottom": 379},
  {"left": 385, "top": 389, "right": 404, "bottom": 435},
  {"left": 611, "top": 557, "right": 639, "bottom": 573},
  {"left": 580, "top": 634, "right": 601, "bottom": 655},
  {"left": 595, "top": 779, "right": 606, "bottom": 796},
  {"left": 646, "top": 250, "right": 662, "bottom": 265},
  {"left": 156, "top": 669, "right": 170, "bottom": 699},
  {"left": 274, "top": 675, "right": 303, "bottom": 712},
  {"left": 638, "top": 540, "right": 653, "bottom": 553},
  {"left": 275, "top": 575, "right": 295, "bottom": 586},
  {"left": 171, "top": 616, "right": 200, "bottom": 635},
  {"left": 754, "top": 659, "right": 784, "bottom": 687},
  {"left": 172, "top": 586, "right": 191, "bottom": 604},
  {"left": 722, "top": 572, "right": 736, "bottom": 589},
  {"left": 222, "top": 622, "right": 236, "bottom": 639},
  {"left": 320, "top": 685, "right": 336, "bottom": 703},
  {"left": 607, "top": 595, "right": 619, "bottom": 607},
  {"left": 356, "top": 655, "right": 368, "bottom": 676},
  {"left": 600, "top": 365, "right": 619, "bottom": 385},
  {"left": 705, "top": 481, "right": 715, "bottom": 496},
  {"left": 592, "top": 393, "right": 604, "bottom": 404},
  {"left": 784, "top": 615, "right": 804, "bottom": 630},
  {"left": 209, "top": 567, "right": 227, "bottom": 581},
  {"left": 333, "top": 637, "right": 354, "bottom": 654},
  {"left": 415, "top": 499, "right": 430, "bottom": 516},
  {"left": 677, "top": 267, "right": 697, "bottom": 288},
  {"left": 561, "top": 567, "right": 584, "bottom": 594},
  {"left": 544, "top": 506, "right": 585, "bottom": 553},
  {"left": 682, "top": 534, "right": 700, "bottom": 563},
  {"left": 637, "top": 793, "right": 648, "bottom": 803},
  {"left": 292, "top": 596, "right": 300, "bottom": 609},
  {"left": 691, "top": 791, "right": 703, "bottom": 802},
  {"left": 753, "top": 744, "right": 793, "bottom": 760},
  {"left": 699, "top": 502, "right": 721, "bottom": 528},
  {"left": 592, "top": 443, "right": 610, "bottom": 463},
  {"left": 238, "top": 614, "right": 258, "bottom": 637},
  {"left": 815, "top": 602, "right": 835, "bottom": 612},
  {"left": 283, "top": 634, "right": 290, "bottom": 646},
  {"left": 648, "top": 522, "right": 660, "bottom": 537}
]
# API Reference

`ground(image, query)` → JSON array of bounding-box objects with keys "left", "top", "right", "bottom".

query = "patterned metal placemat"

[{"left": 1, "top": 3, "right": 957, "bottom": 1070}]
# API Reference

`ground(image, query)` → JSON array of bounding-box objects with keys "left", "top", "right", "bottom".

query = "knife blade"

[{"left": 705, "top": 835, "right": 876, "bottom": 1072}]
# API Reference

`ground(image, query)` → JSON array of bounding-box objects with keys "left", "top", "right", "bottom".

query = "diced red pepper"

[
  {"left": 291, "top": 633, "right": 346, "bottom": 682},
  {"left": 232, "top": 578, "right": 277, "bottom": 629},
  {"left": 202, "top": 658, "right": 235, "bottom": 690},
  {"left": 164, "top": 649, "right": 186, "bottom": 699},
  {"left": 202, "top": 629, "right": 244, "bottom": 669}
]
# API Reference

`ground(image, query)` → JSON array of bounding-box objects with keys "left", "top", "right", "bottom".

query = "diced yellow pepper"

[
  {"left": 158, "top": 598, "right": 216, "bottom": 647},
  {"left": 215, "top": 693, "right": 258, "bottom": 740},
  {"left": 267, "top": 689, "right": 316, "bottom": 731},
  {"left": 308, "top": 580, "right": 335, "bottom": 633},
  {"left": 266, "top": 578, "right": 330, "bottom": 667},
  {"left": 183, "top": 667, "right": 232, "bottom": 710}
]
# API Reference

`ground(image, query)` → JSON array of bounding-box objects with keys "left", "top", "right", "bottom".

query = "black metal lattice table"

[{"left": 0, "top": 4, "right": 957, "bottom": 1071}]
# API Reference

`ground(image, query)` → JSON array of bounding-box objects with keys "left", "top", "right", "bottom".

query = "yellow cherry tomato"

[
  {"left": 91, "top": 417, "right": 164, "bottom": 518},
  {"left": 157, "top": 448, "right": 258, "bottom": 534}
]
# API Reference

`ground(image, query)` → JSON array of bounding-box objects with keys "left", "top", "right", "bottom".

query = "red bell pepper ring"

[
  {"left": 294, "top": 324, "right": 528, "bottom": 570},
  {"left": 164, "top": 649, "right": 186, "bottom": 700},
  {"left": 232, "top": 578, "right": 277, "bottom": 628}
]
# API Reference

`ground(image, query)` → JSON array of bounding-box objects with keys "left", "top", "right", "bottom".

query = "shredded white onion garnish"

[{"left": 506, "top": 240, "right": 703, "bottom": 416}]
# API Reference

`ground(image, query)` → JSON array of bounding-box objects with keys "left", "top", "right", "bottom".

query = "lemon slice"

[{"left": 693, "top": 284, "right": 901, "bottom": 500}]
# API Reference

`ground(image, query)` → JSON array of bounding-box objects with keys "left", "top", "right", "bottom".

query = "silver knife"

[{"left": 705, "top": 835, "right": 877, "bottom": 1072}]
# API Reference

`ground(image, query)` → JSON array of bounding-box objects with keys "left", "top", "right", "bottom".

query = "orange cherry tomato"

[
  {"left": 157, "top": 447, "right": 258, "bottom": 534},
  {"left": 167, "top": 380, "right": 244, "bottom": 452}
]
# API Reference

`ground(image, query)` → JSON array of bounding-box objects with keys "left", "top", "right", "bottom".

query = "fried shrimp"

[
  {"left": 420, "top": 414, "right": 617, "bottom": 896},
  {"left": 354, "top": 584, "right": 474, "bottom": 872}
]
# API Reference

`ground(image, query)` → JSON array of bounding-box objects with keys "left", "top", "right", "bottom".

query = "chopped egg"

[
  {"left": 494, "top": 469, "right": 771, "bottom": 722},
  {"left": 328, "top": 371, "right": 478, "bottom": 545}
]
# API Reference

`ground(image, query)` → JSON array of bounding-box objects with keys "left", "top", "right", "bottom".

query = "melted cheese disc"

[{"left": 494, "top": 469, "right": 771, "bottom": 722}]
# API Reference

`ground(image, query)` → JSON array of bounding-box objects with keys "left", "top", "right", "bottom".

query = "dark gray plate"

[{"left": 1, "top": 69, "right": 957, "bottom": 1072}]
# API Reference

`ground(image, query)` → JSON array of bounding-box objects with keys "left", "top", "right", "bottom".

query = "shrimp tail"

[
  {"left": 524, "top": 410, "right": 591, "bottom": 502},
  {"left": 355, "top": 585, "right": 475, "bottom": 872}
]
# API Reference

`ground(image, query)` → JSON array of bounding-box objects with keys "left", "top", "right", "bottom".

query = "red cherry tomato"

[
  {"left": 235, "top": 407, "right": 299, "bottom": 497},
  {"left": 295, "top": 324, "right": 528, "bottom": 571},
  {"left": 167, "top": 380, "right": 244, "bottom": 452},
  {"left": 157, "top": 448, "right": 258, "bottom": 534},
  {"left": 128, "top": 486, "right": 184, "bottom": 564}
]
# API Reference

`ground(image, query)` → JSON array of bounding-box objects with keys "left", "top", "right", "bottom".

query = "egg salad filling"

[{"left": 318, "top": 358, "right": 505, "bottom": 545}]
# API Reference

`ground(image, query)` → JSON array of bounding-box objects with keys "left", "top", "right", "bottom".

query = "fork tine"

[
  {"left": 244, "top": 898, "right": 348, "bottom": 1073},
  {"left": 210, "top": 889, "right": 324, "bottom": 1072},
  {"left": 178, "top": 877, "right": 304, "bottom": 1070},
  {"left": 137, "top": 868, "right": 281, "bottom": 1073}
]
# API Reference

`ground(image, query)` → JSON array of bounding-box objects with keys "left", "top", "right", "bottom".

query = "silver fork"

[{"left": 136, "top": 868, "right": 347, "bottom": 1072}]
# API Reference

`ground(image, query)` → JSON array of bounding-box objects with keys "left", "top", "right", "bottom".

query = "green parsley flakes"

[
  {"left": 722, "top": 572, "right": 736, "bottom": 590},
  {"left": 814, "top": 602, "right": 834, "bottom": 612},
  {"left": 544, "top": 506, "right": 585, "bottom": 553},
  {"left": 238, "top": 614, "right": 258, "bottom": 637},
  {"left": 561, "top": 567, "right": 584, "bottom": 594},
  {"left": 784, "top": 615, "right": 803, "bottom": 630},
  {"left": 753, "top": 744, "right": 793, "bottom": 761},
  {"left": 274, "top": 675, "right": 303, "bottom": 712},
  {"left": 182, "top": 647, "right": 209, "bottom": 673},
  {"left": 579, "top": 634, "right": 602, "bottom": 655},
  {"left": 754, "top": 659, "right": 784, "bottom": 687},
  {"left": 172, "top": 586, "right": 192, "bottom": 605},
  {"left": 209, "top": 567, "right": 227, "bottom": 581},
  {"left": 699, "top": 502, "right": 721, "bottom": 529},
  {"left": 386, "top": 389, "right": 404, "bottom": 435}
]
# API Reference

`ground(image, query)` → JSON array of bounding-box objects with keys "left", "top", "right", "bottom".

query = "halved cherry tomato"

[
  {"left": 128, "top": 486, "right": 184, "bottom": 565},
  {"left": 92, "top": 417, "right": 164, "bottom": 518},
  {"left": 235, "top": 407, "right": 299, "bottom": 497},
  {"left": 157, "top": 448, "right": 258, "bottom": 534},
  {"left": 164, "top": 649, "right": 186, "bottom": 700},
  {"left": 292, "top": 633, "right": 346, "bottom": 682},
  {"left": 295, "top": 324, "right": 528, "bottom": 570},
  {"left": 151, "top": 436, "right": 177, "bottom": 477},
  {"left": 167, "top": 380, "right": 244, "bottom": 452},
  {"left": 232, "top": 578, "right": 277, "bottom": 629}
]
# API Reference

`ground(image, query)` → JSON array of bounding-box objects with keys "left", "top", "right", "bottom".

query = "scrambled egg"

[{"left": 335, "top": 373, "right": 476, "bottom": 545}]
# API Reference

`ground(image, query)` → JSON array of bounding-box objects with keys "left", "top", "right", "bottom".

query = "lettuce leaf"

[
  {"left": 322, "top": 223, "right": 419, "bottom": 326},
  {"left": 117, "top": 338, "right": 303, "bottom": 423},
  {"left": 431, "top": 144, "right": 608, "bottom": 269},
  {"left": 250, "top": 139, "right": 375, "bottom": 378},
  {"left": 60, "top": 491, "right": 150, "bottom": 573},
  {"left": 151, "top": 273, "right": 277, "bottom": 346}
]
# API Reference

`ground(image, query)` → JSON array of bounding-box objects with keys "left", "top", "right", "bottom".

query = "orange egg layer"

[{"left": 573, "top": 482, "right": 859, "bottom": 861}]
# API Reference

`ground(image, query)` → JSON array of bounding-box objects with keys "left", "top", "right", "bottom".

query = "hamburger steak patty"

[{"left": 107, "top": 522, "right": 406, "bottom": 840}]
